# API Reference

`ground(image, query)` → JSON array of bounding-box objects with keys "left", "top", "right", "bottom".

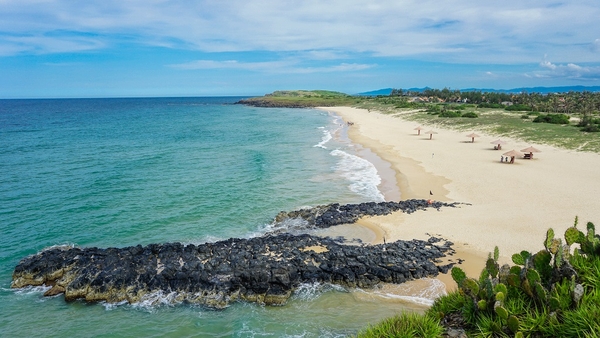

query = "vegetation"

[
  {"left": 533, "top": 114, "right": 570, "bottom": 125},
  {"left": 356, "top": 217, "right": 600, "bottom": 337},
  {"left": 242, "top": 88, "right": 600, "bottom": 151},
  {"left": 238, "top": 90, "right": 358, "bottom": 107}
]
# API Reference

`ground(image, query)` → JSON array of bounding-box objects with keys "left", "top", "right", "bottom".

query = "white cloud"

[
  {"left": 169, "top": 59, "right": 374, "bottom": 73},
  {"left": 1, "top": 0, "right": 600, "bottom": 64},
  {"left": 532, "top": 60, "right": 600, "bottom": 80}
]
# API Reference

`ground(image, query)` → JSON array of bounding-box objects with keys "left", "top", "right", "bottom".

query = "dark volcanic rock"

[
  {"left": 12, "top": 234, "right": 455, "bottom": 308},
  {"left": 273, "top": 199, "right": 463, "bottom": 229}
]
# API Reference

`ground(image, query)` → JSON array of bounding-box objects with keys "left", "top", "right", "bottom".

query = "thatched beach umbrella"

[
  {"left": 466, "top": 132, "right": 480, "bottom": 143},
  {"left": 521, "top": 146, "right": 541, "bottom": 159},
  {"left": 414, "top": 126, "right": 424, "bottom": 135},
  {"left": 490, "top": 139, "right": 507, "bottom": 150},
  {"left": 425, "top": 130, "right": 438, "bottom": 140},
  {"left": 502, "top": 149, "right": 522, "bottom": 163}
]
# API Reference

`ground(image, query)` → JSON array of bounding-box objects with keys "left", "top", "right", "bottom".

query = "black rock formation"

[
  {"left": 12, "top": 199, "right": 464, "bottom": 308},
  {"left": 12, "top": 234, "right": 455, "bottom": 308}
]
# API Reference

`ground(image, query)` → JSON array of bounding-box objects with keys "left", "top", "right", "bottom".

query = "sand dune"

[{"left": 321, "top": 107, "right": 600, "bottom": 278}]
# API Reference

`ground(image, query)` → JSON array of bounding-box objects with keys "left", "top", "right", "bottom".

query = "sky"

[{"left": 1, "top": 0, "right": 600, "bottom": 98}]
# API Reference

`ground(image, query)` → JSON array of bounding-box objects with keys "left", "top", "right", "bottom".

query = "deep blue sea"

[{"left": 0, "top": 97, "right": 441, "bottom": 337}]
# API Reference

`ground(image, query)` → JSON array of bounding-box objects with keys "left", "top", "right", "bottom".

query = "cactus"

[
  {"left": 451, "top": 267, "right": 467, "bottom": 285},
  {"left": 586, "top": 222, "right": 595, "bottom": 240},
  {"left": 462, "top": 278, "right": 480, "bottom": 297},
  {"left": 494, "top": 283, "right": 508, "bottom": 295},
  {"left": 477, "top": 299, "right": 487, "bottom": 310},
  {"left": 548, "top": 296, "right": 560, "bottom": 311},
  {"left": 549, "top": 238, "right": 561, "bottom": 255},
  {"left": 512, "top": 251, "right": 531, "bottom": 266},
  {"left": 564, "top": 226, "right": 581, "bottom": 246},
  {"left": 494, "top": 304, "right": 509, "bottom": 320},
  {"left": 515, "top": 332, "right": 524, "bottom": 338},
  {"left": 545, "top": 228, "right": 555, "bottom": 251},
  {"left": 534, "top": 282, "right": 547, "bottom": 303},
  {"left": 532, "top": 250, "right": 552, "bottom": 281},
  {"left": 494, "top": 246, "right": 499, "bottom": 261},
  {"left": 507, "top": 315, "right": 520, "bottom": 333},
  {"left": 486, "top": 258, "right": 499, "bottom": 279}
]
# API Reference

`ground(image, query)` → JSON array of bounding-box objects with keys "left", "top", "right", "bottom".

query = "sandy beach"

[{"left": 321, "top": 106, "right": 600, "bottom": 285}]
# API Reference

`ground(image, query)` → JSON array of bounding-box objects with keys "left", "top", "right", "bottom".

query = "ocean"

[{"left": 0, "top": 97, "right": 443, "bottom": 337}]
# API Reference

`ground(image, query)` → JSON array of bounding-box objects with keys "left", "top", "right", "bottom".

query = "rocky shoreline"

[{"left": 12, "top": 199, "right": 464, "bottom": 308}]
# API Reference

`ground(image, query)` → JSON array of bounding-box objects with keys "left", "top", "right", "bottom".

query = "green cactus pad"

[
  {"left": 477, "top": 299, "right": 487, "bottom": 310},
  {"left": 549, "top": 238, "right": 561, "bottom": 255},
  {"left": 507, "top": 315, "right": 520, "bottom": 333},
  {"left": 534, "top": 282, "right": 547, "bottom": 302},
  {"left": 494, "top": 283, "right": 508, "bottom": 295},
  {"left": 509, "top": 266, "right": 522, "bottom": 275},
  {"left": 495, "top": 304, "right": 509, "bottom": 320},
  {"left": 494, "top": 246, "right": 499, "bottom": 261},
  {"left": 545, "top": 228, "right": 555, "bottom": 250},
  {"left": 533, "top": 250, "right": 552, "bottom": 281},
  {"left": 512, "top": 253, "right": 525, "bottom": 265},
  {"left": 495, "top": 291, "right": 505, "bottom": 302},
  {"left": 507, "top": 274, "right": 520, "bottom": 287},
  {"left": 463, "top": 278, "right": 480, "bottom": 297},
  {"left": 586, "top": 221, "right": 596, "bottom": 239},
  {"left": 565, "top": 226, "right": 582, "bottom": 246},
  {"left": 526, "top": 269, "right": 541, "bottom": 284},
  {"left": 486, "top": 258, "right": 499, "bottom": 278},
  {"left": 451, "top": 267, "right": 467, "bottom": 285}
]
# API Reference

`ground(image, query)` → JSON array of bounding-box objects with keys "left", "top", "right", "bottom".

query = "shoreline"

[{"left": 319, "top": 106, "right": 600, "bottom": 286}]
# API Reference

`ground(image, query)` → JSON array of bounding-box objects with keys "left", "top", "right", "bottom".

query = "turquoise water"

[{"left": 0, "top": 97, "right": 437, "bottom": 337}]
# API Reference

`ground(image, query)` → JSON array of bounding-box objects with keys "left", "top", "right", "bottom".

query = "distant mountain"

[
  {"left": 358, "top": 86, "right": 600, "bottom": 96},
  {"left": 356, "top": 88, "right": 394, "bottom": 96}
]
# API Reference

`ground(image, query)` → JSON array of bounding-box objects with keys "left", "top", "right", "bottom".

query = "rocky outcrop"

[
  {"left": 12, "top": 234, "right": 455, "bottom": 308},
  {"left": 235, "top": 98, "right": 320, "bottom": 108},
  {"left": 273, "top": 199, "right": 463, "bottom": 228}
]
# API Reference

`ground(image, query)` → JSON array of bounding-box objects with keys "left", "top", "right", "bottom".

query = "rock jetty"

[
  {"left": 273, "top": 199, "right": 462, "bottom": 228},
  {"left": 12, "top": 200, "right": 463, "bottom": 308}
]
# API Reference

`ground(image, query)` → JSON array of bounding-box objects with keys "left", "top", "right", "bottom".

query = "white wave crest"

[
  {"left": 314, "top": 129, "right": 333, "bottom": 149},
  {"left": 131, "top": 290, "right": 182, "bottom": 310},
  {"left": 10, "top": 285, "right": 51, "bottom": 296},
  {"left": 330, "top": 149, "right": 385, "bottom": 202},
  {"left": 292, "top": 282, "right": 347, "bottom": 302}
]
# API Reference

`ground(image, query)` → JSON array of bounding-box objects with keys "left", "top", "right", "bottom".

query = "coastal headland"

[{"left": 322, "top": 106, "right": 600, "bottom": 287}]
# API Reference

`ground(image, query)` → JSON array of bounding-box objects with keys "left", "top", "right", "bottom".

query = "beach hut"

[
  {"left": 520, "top": 146, "right": 541, "bottom": 159},
  {"left": 466, "top": 132, "right": 480, "bottom": 143},
  {"left": 414, "top": 126, "right": 424, "bottom": 135},
  {"left": 502, "top": 149, "right": 522, "bottom": 164},
  {"left": 425, "top": 130, "right": 438, "bottom": 140},
  {"left": 490, "top": 139, "right": 507, "bottom": 150}
]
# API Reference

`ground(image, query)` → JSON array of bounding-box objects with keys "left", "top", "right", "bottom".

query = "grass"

[
  {"left": 242, "top": 91, "right": 600, "bottom": 151},
  {"left": 354, "top": 100, "right": 600, "bottom": 152},
  {"left": 354, "top": 312, "right": 444, "bottom": 338},
  {"left": 356, "top": 220, "right": 600, "bottom": 337}
]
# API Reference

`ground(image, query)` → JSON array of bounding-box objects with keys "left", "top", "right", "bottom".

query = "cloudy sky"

[{"left": 1, "top": 0, "right": 600, "bottom": 98}]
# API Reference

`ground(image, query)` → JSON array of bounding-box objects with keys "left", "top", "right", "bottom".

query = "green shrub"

[
  {"left": 478, "top": 103, "right": 505, "bottom": 109},
  {"left": 505, "top": 104, "right": 533, "bottom": 111},
  {"left": 581, "top": 125, "right": 600, "bottom": 132},
  {"left": 439, "top": 110, "right": 462, "bottom": 118},
  {"left": 461, "top": 112, "right": 479, "bottom": 118},
  {"left": 533, "top": 114, "right": 570, "bottom": 124}
]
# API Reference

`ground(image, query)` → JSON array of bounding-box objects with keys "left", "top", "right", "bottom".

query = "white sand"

[{"left": 320, "top": 107, "right": 600, "bottom": 265}]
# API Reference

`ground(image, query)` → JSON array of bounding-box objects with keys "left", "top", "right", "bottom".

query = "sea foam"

[{"left": 330, "top": 149, "right": 385, "bottom": 202}]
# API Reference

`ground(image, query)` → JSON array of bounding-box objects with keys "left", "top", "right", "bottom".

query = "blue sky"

[{"left": 1, "top": 0, "right": 600, "bottom": 98}]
